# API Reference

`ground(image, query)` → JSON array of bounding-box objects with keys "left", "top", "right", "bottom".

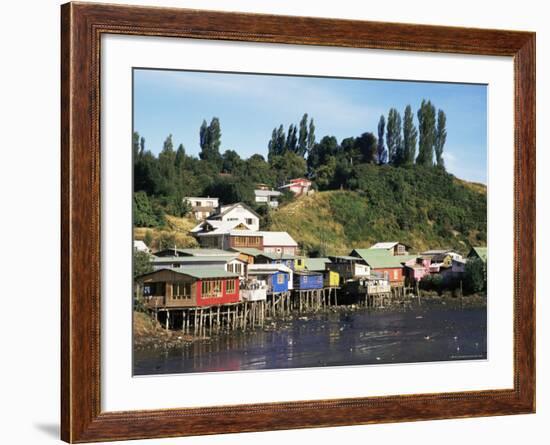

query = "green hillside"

[{"left": 268, "top": 165, "right": 486, "bottom": 256}]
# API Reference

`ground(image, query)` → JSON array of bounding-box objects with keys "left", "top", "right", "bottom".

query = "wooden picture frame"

[{"left": 61, "top": 2, "right": 535, "bottom": 442}]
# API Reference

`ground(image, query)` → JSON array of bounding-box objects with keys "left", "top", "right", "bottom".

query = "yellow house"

[{"left": 324, "top": 270, "right": 340, "bottom": 288}]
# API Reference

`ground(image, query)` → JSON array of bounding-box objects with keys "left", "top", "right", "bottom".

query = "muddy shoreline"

[{"left": 133, "top": 294, "right": 486, "bottom": 351}]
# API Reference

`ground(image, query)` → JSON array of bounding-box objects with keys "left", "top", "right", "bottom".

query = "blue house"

[
  {"left": 248, "top": 269, "right": 290, "bottom": 294},
  {"left": 293, "top": 270, "right": 323, "bottom": 290}
]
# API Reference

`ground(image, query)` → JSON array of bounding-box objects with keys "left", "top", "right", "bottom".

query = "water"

[{"left": 133, "top": 305, "right": 486, "bottom": 376}]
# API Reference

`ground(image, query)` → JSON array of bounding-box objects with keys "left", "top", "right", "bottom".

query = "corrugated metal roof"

[
  {"left": 258, "top": 252, "right": 297, "bottom": 261},
  {"left": 304, "top": 258, "right": 331, "bottom": 271},
  {"left": 352, "top": 249, "right": 417, "bottom": 268},
  {"left": 178, "top": 248, "right": 235, "bottom": 256},
  {"left": 141, "top": 267, "right": 239, "bottom": 279},
  {"left": 370, "top": 242, "right": 399, "bottom": 249},
  {"left": 254, "top": 189, "right": 281, "bottom": 197},
  {"left": 256, "top": 231, "right": 298, "bottom": 246},
  {"left": 151, "top": 255, "right": 238, "bottom": 264},
  {"left": 230, "top": 247, "right": 265, "bottom": 257}
]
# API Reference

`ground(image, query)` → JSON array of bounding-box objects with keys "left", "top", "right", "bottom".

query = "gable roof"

[
  {"left": 256, "top": 231, "right": 298, "bottom": 246},
  {"left": 469, "top": 247, "right": 488, "bottom": 263},
  {"left": 211, "top": 202, "right": 261, "bottom": 220},
  {"left": 191, "top": 219, "right": 252, "bottom": 234},
  {"left": 139, "top": 267, "right": 239, "bottom": 280},
  {"left": 369, "top": 242, "right": 412, "bottom": 250},
  {"left": 351, "top": 249, "right": 417, "bottom": 269}
]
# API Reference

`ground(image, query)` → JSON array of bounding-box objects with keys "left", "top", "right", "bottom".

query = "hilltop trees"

[
  {"left": 133, "top": 99, "right": 451, "bottom": 229},
  {"left": 268, "top": 113, "right": 316, "bottom": 160},
  {"left": 199, "top": 117, "right": 223, "bottom": 169}
]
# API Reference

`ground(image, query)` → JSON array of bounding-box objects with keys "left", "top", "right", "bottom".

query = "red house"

[
  {"left": 136, "top": 267, "right": 240, "bottom": 308},
  {"left": 350, "top": 249, "right": 418, "bottom": 286},
  {"left": 279, "top": 178, "right": 312, "bottom": 197}
]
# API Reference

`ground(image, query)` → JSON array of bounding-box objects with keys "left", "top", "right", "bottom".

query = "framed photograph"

[{"left": 61, "top": 2, "right": 535, "bottom": 442}]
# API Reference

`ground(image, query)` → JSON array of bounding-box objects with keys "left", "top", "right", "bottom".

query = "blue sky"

[{"left": 133, "top": 69, "right": 487, "bottom": 184}]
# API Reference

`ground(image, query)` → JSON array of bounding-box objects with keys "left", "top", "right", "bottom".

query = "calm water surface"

[{"left": 133, "top": 305, "right": 486, "bottom": 375}]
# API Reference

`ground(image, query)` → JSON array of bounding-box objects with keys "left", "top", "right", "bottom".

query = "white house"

[
  {"left": 208, "top": 202, "right": 260, "bottom": 231},
  {"left": 254, "top": 189, "right": 281, "bottom": 208},
  {"left": 183, "top": 196, "right": 219, "bottom": 220},
  {"left": 256, "top": 231, "right": 298, "bottom": 256}
]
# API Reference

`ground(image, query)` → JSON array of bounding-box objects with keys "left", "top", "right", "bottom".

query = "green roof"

[
  {"left": 167, "top": 267, "right": 239, "bottom": 279},
  {"left": 351, "top": 249, "right": 417, "bottom": 268},
  {"left": 304, "top": 258, "right": 331, "bottom": 271},
  {"left": 469, "top": 247, "right": 487, "bottom": 263}
]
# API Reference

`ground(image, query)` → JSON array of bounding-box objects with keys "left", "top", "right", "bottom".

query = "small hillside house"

[
  {"left": 279, "top": 178, "right": 312, "bottom": 197},
  {"left": 229, "top": 247, "right": 265, "bottom": 264},
  {"left": 183, "top": 196, "right": 219, "bottom": 220},
  {"left": 369, "top": 242, "right": 411, "bottom": 256},
  {"left": 254, "top": 188, "right": 281, "bottom": 208},
  {"left": 136, "top": 267, "right": 240, "bottom": 308},
  {"left": 208, "top": 202, "right": 260, "bottom": 231}
]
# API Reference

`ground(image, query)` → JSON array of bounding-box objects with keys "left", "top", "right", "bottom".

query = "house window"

[
  {"left": 303, "top": 275, "right": 308, "bottom": 283},
  {"left": 201, "top": 280, "right": 222, "bottom": 298},
  {"left": 393, "top": 270, "right": 398, "bottom": 279},
  {"left": 172, "top": 282, "right": 191, "bottom": 299},
  {"left": 246, "top": 218, "right": 254, "bottom": 226},
  {"left": 143, "top": 282, "right": 165, "bottom": 296},
  {"left": 227, "top": 217, "right": 238, "bottom": 222},
  {"left": 277, "top": 273, "right": 285, "bottom": 284},
  {"left": 226, "top": 279, "right": 236, "bottom": 294}
]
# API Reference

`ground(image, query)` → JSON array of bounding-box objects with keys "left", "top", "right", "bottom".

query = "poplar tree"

[
  {"left": 416, "top": 100, "right": 436, "bottom": 166},
  {"left": 286, "top": 124, "right": 298, "bottom": 153},
  {"left": 403, "top": 105, "right": 418, "bottom": 164},
  {"left": 386, "top": 108, "right": 403, "bottom": 165},
  {"left": 307, "top": 118, "right": 316, "bottom": 155},
  {"left": 199, "top": 117, "right": 223, "bottom": 169},
  {"left": 298, "top": 113, "right": 309, "bottom": 156},
  {"left": 434, "top": 109, "right": 447, "bottom": 168},
  {"left": 377, "top": 115, "right": 387, "bottom": 164}
]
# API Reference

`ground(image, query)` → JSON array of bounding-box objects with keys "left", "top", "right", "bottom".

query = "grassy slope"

[
  {"left": 134, "top": 215, "right": 199, "bottom": 250},
  {"left": 269, "top": 169, "right": 487, "bottom": 256}
]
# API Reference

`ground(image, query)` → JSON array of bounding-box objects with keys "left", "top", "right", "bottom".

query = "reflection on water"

[{"left": 133, "top": 305, "right": 486, "bottom": 375}]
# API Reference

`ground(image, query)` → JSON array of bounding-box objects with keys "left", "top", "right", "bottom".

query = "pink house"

[
  {"left": 279, "top": 178, "right": 312, "bottom": 197},
  {"left": 404, "top": 257, "right": 431, "bottom": 283}
]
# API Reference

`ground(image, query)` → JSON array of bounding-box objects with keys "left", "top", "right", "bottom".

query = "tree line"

[{"left": 133, "top": 100, "right": 448, "bottom": 227}]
